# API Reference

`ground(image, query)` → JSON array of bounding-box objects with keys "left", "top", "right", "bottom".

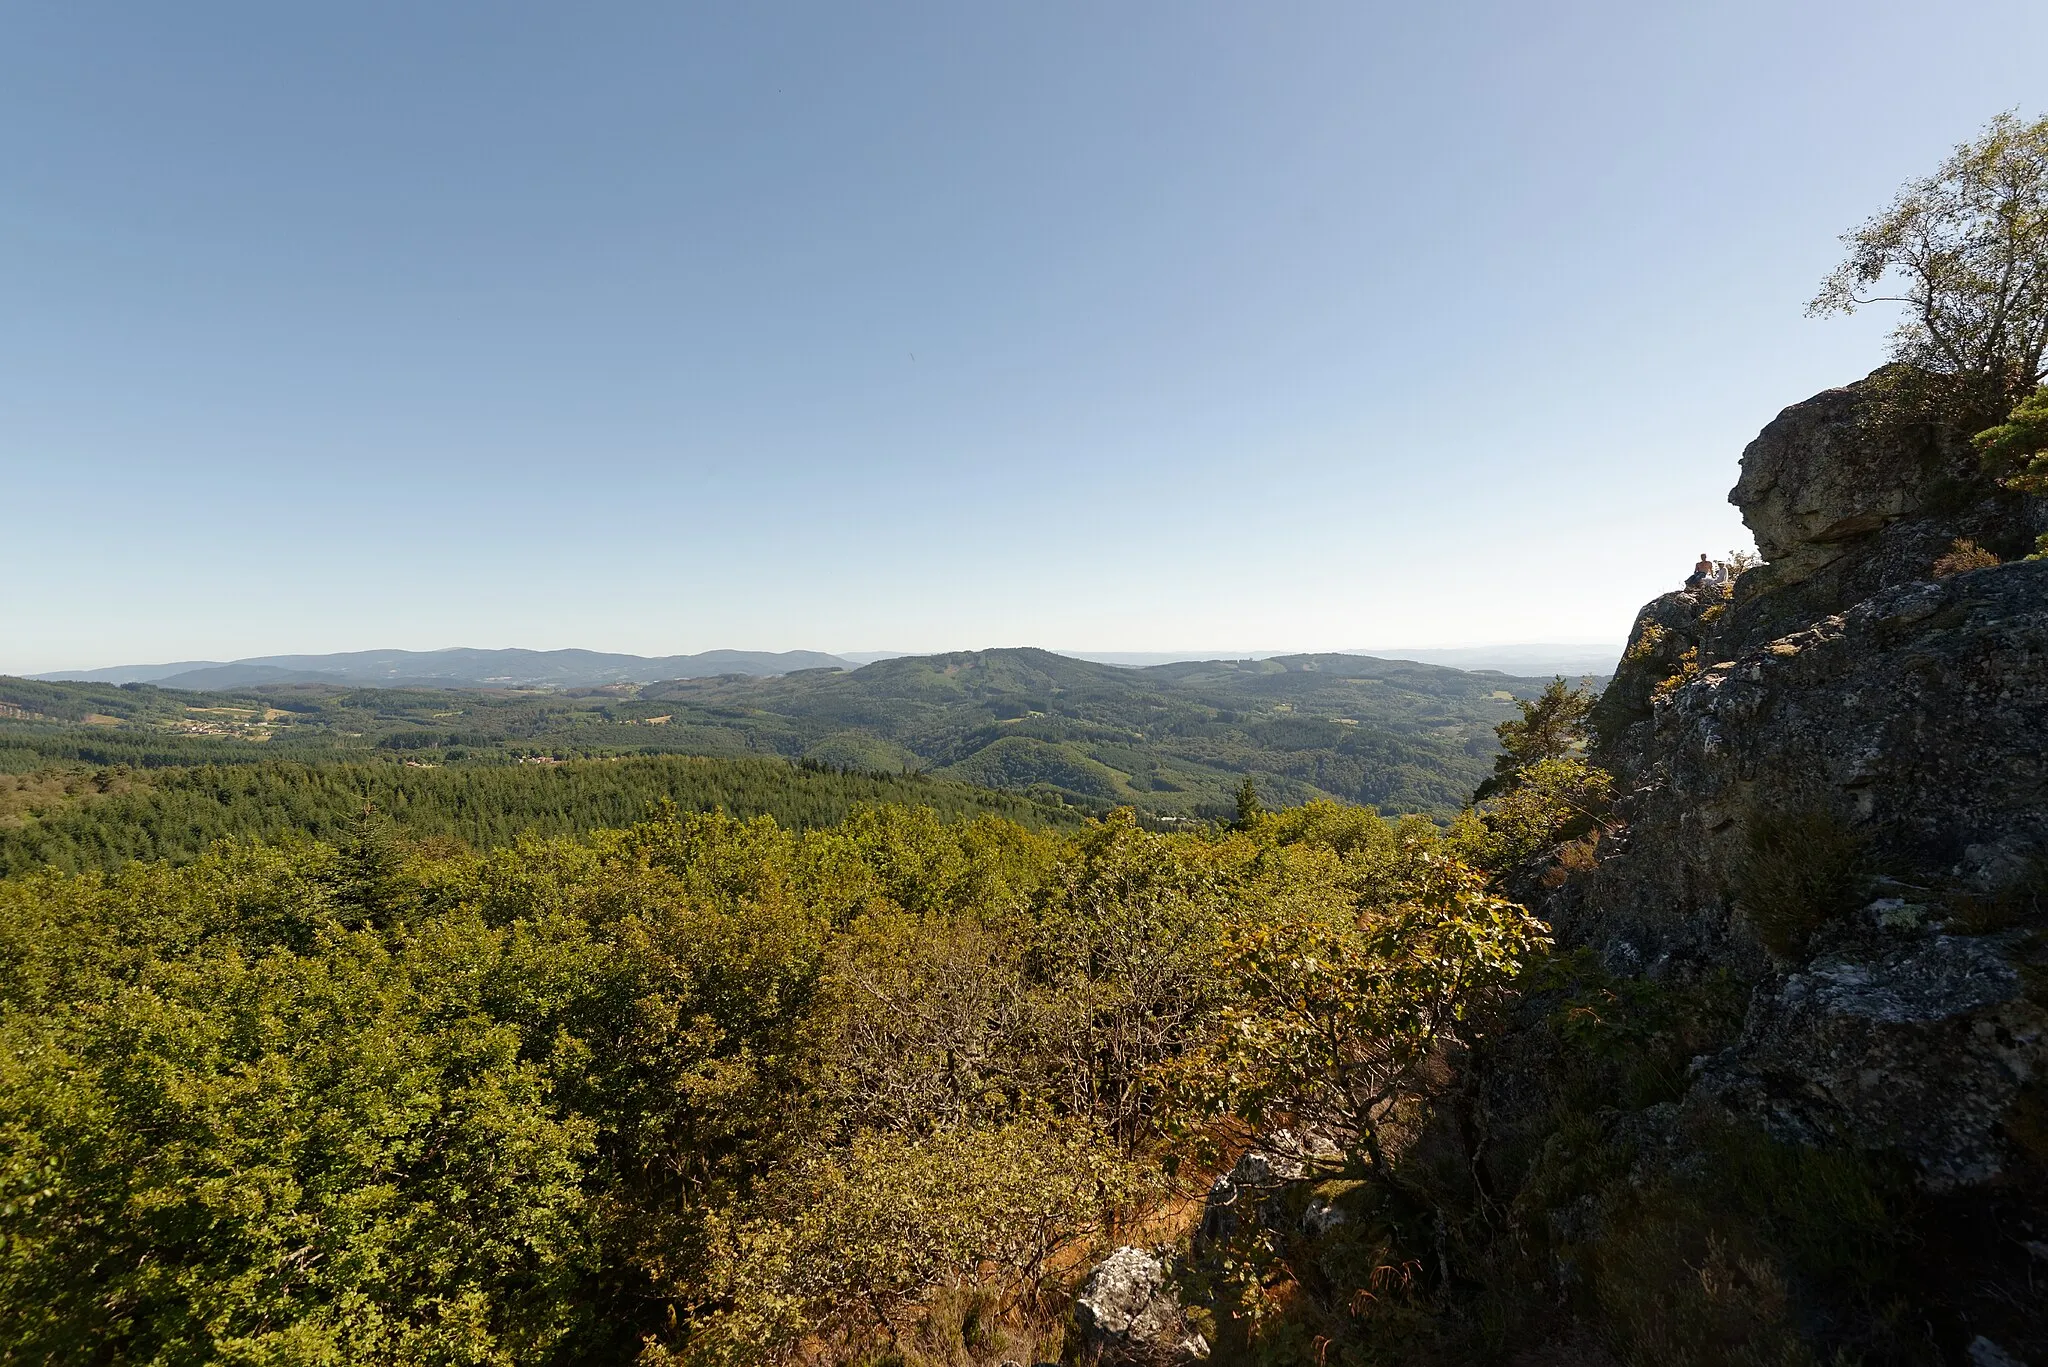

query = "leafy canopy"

[
  {"left": 1811, "top": 111, "right": 2048, "bottom": 424},
  {"left": 1165, "top": 842, "right": 1548, "bottom": 1178},
  {"left": 0, "top": 795, "right": 1557, "bottom": 1362}
]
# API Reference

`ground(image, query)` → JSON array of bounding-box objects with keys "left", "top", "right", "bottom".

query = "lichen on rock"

[{"left": 1071, "top": 1246, "right": 1208, "bottom": 1364}]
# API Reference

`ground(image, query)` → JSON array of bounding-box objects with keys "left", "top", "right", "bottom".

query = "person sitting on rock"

[{"left": 1686, "top": 552, "right": 1715, "bottom": 590}]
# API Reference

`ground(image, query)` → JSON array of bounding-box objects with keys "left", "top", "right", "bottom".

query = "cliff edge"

[{"left": 1538, "top": 367, "right": 2048, "bottom": 1360}]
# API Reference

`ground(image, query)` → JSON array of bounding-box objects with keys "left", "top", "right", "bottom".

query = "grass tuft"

[{"left": 1734, "top": 806, "right": 1869, "bottom": 957}]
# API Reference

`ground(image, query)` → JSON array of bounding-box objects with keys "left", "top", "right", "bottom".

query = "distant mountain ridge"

[
  {"left": 4, "top": 646, "right": 1581, "bottom": 819},
  {"left": 1058, "top": 645, "right": 1622, "bottom": 676},
  {"left": 1340, "top": 644, "right": 1621, "bottom": 678},
  {"left": 32, "top": 647, "right": 852, "bottom": 690},
  {"left": 34, "top": 643, "right": 1624, "bottom": 691}
]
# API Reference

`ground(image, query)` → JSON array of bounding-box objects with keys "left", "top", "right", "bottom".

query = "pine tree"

[
  {"left": 1233, "top": 775, "right": 1265, "bottom": 828},
  {"left": 1473, "top": 678, "right": 1595, "bottom": 802},
  {"left": 330, "top": 802, "right": 406, "bottom": 928}
]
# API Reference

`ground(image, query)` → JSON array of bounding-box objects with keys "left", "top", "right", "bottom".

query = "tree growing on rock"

[
  {"left": 1974, "top": 380, "right": 2048, "bottom": 485},
  {"left": 1810, "top": 111, "right": 2048, "bottom": 429},
  {"left": 1973, "top": 382, "right": 2048, "bottom": 557}
]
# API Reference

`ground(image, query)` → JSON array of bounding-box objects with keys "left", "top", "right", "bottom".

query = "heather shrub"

[{"left": 1932, "top": 537, "right": 2001, "bottom": 576}]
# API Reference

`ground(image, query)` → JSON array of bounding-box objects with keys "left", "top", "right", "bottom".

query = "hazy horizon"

[
  {"left": 7, "top": 3, "right": 2044, "bottom": 671},
  {"left": 22, "top": 639, "right": 1625, "bottom": 684}
]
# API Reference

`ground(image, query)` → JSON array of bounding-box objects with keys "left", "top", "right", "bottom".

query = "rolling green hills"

[
  {"left": 1, "top": 647, "right": 1598, "bottom": 820},
  {"left": 634, "top": 648, "right": 1574, "bottom": 815}
]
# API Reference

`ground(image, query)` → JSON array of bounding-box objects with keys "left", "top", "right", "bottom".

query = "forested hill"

[
  {"left": 1, "top": 647, "right": 1594, "bottom": 818},
  {"left": 0, "top": 754, "right": 1076, "bottom": 875},
  {"left": 640, "top": 647, "right": 1564, "bottom": 814}
]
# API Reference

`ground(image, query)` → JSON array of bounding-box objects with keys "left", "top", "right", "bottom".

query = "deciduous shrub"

[{"left": 680, "top": 1121, "right": 1137, "bottom": 1363}]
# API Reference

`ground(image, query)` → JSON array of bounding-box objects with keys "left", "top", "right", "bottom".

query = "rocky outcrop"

[
  {"left": 1729, "top": 374, "right": 1945, "bottom": 581},
  {"left": 1071, "top": 1247, "right": 1208, "bottom": 1364},
  {"left": 1692, "top": 920, "right": 2043, "bottom": 1190},
  {"left": 1596, "top": 371, "right": 2047, "bottom": 762},
  {"left": 1536, "top": 366, "right": 2048, "bottom": 1357},
  {"left": 1580, "top": 365, "right": 2048, "bottom": 954},
  {"left": 1578, "top": 559, "right": 2048, "bottom": 969},
  {"left": 1721, "top": 371, "right": 2043, "bottom": 649},
  {"left": 1198, "top": 1130, "right": 1340, "bottom": 1243}
]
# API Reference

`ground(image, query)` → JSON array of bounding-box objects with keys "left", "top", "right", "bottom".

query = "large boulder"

[
  {"left": 1716, "top": 367, "right": 2044, "bottom": 655},
  {"left": 1071, "top": 1247, "right": 1208, "bottom": 1364},
  {"left": 1729, "top": 376, "right": 1937, "bottom": 582}
]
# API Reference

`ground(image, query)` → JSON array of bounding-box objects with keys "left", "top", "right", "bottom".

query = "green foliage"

[
  {"left": 1811, "top": 110, "right": 2048, "bottom": 427},
  {"left": 0, "top": 790, "right": 1547, "bottom": 1362},
  {"left": 1473, "top": 677, "right": 1595, "bottom": 802},
  {"left": 1454, "top": 677, "right": 1612, "bottom": 886},
  {"left": 1622, "top": 622, "right": 1668, "bottom": 666},
  {"left": 1029, "top": 809, "right": 1246, "bottom": 1150},
  {"left": 0, "top": 755, "right": 1073, "bottom": 876},
  {"left": 1653, "top": 645, "right": 1703, "bottom": 699},
  {"left": 802, "top": 732, "right": 922, "bottom": 773},
  {"left": 941, "top": 735, "right": 1123, "bottom": 801},
  {"left": 0, "top": 907, "right": 598, "bottom": 1364},
  {"left": 328, "top": 802, "right": 409, "bottom": 927},
  {"left": 1169, "top": 843, "right": 1549, "bottom": 1175},
  {"left": 1973, "top": 381, "right": 2048, "bottom": 487},
  {"left": 1734, "top": 805, "right": 1870, "bottom": 957},
  {"left": 1973, "top": 384, "right": 2048, "bottom": 558},
  {"left": 683, "top": 1121, "right": 1136, "bottom": 1363},
  {"left": 1453, "top": 756, "right": 1612, "bottom": 877},
  {"left": 6, "top": 645, "right": 1586, "bottom": 821},
  {"left": 1234, "top": 774, "right": 1265, "bottom": 828}
]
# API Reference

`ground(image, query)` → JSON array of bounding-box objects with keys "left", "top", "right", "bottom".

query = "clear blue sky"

[{"left": 5, "top": 2, "right": 2043, "bottom": 672}]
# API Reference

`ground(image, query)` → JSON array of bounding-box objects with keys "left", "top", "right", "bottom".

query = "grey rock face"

[
  {"left": 1692, "top": 930, "right": 2043, "bottom": 1189},
  {"left": 1586, "top": 561, "right": 2048, "bottom": 951},
  {"left": 1071, "top": 1247, "right": 1208, "bottom": 1363},
  {"left": 1730, "top": 377, "right": 1934, "bottom": 581},
  {"left": 1718, "top": 369, "right": 2044, "bottom": 655},
  {"left": 1571, "top": 556, "right": 2048, "bottom": 1088},
  {"left": 1563, "top": 370, "right": 2048, "bottom": 1194}
]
